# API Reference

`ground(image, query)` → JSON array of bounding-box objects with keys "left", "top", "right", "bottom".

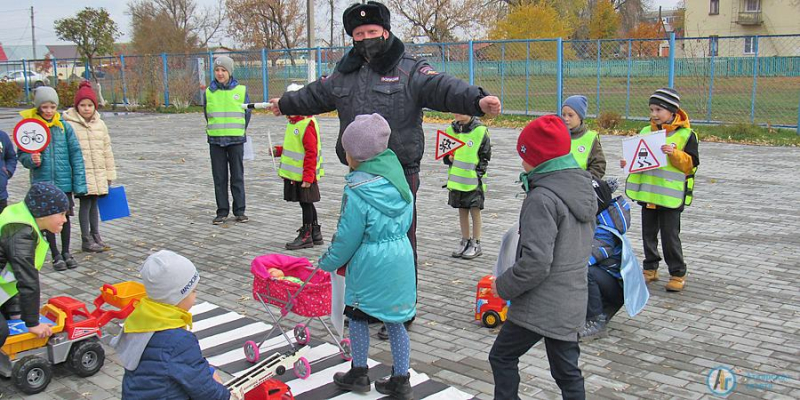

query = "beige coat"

[{"left": 63, "top": 108, "right": 117, "bottom": 196}]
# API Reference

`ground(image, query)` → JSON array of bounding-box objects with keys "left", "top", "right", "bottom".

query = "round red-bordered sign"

[{"left": 13, "top": 118, "right": 51, "bottom": 153}]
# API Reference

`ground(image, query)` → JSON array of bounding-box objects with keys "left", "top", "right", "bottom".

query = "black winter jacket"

[
  {"left": 279, "top": 33, "right": 489, "bottom": 174},
  {"left": 0, "top": 224, "right": 40, "bottom": 327}
]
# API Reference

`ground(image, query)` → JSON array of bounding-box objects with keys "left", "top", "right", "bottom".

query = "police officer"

[{"left": 268, "top": 1, "right": 501, "bottom": 338}]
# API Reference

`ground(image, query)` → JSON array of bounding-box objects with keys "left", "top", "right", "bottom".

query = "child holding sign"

[
  {"left": 620, "top": 88, "right": 699, "bottom": 292},
  {"left": 443, "top": 114, "right": 491, "bottom": 259},
  {"left": 277, "top": 84, "right": 324, "bottom": 250},
  {"left": 64, "top": 81, "right": 117, "bottom": 253},
  {"left": 18, "top": 87, "right": 87, "bottom": 272}
]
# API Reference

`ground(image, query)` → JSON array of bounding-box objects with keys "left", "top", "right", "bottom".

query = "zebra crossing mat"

[{"left": 190, "top": 302, "right": 476, "bottom": 399}]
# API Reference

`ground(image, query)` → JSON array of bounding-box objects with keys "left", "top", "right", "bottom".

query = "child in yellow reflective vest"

[
  {"left": 443, "top": 114, "right": 491, "bottom": 259},
  {"left": 276, "top": 84, "right": 324, "bottom": 250},
  {"left": 620, "top": 88, "right": 699, "bottom": 292},
  {"left": 562, "top": 95, "right": 606, "bottom": 180}
]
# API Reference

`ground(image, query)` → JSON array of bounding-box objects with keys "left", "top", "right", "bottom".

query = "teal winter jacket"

[
  {"left": 318, "top": 170, "right": 416, "bottom": 323},
  {"left": 19, "top": 120, "right": 87, "bottom": 195}
]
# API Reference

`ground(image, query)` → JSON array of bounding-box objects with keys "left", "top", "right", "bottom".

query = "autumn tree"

[
  {"left": 488, "top": 2, "right": 574, "bottom": 59},
  {"left": 386, "top": 0, "right": 484, "bottom": 43},
  {"left": 225, "top": 0, "right": 304, "bottom": 66},
  {"left": 54, "top": 7, "right": 120, "bottom": 80},
  {"left": 588, "top": 0, "right": 620, "bottom": 39},
  {"left": 127, "top": 0, "right": 226, "bottom": 54},
  {"left": 626, "top": 20, "right": 662, "bottom": 57}
]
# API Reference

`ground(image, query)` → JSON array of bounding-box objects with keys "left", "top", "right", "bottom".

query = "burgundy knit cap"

[
  {"left": 517, "top": 115, "right": 571, "bottom": 168},
  {"left": 74, "top": 80, "right": 98, "bottom": 109}
]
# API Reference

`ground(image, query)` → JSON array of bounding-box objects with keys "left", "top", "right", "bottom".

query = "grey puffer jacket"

[
  {"left": 495, "top": 168, "right": 596, "bottom": 342},
  {"left": 279, "top": 33, "right": 488, "bottom": 175}
]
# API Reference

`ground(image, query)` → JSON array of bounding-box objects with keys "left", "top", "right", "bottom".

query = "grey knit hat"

[
  {"left": 213, "top": 55, "right": 234, "bottom": 75},
  {"left": 140, "top": 250, "right": 200, "bottom": 306},
  {"left": 649, "top": 87, "right": 680, "bottom": 113},
  {"left": 562, "top": 95, "right": 588, "bottom": 121},
  {"left": 342, "top": 113, "right": 391, "bottom": 162},
  {"left": 34, "top": 86, "right": 59, "bottom": 108}
]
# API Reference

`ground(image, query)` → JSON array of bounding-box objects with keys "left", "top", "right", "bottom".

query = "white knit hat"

[{"left": 140, "top": 250, "right": 200, "bottom": 306}]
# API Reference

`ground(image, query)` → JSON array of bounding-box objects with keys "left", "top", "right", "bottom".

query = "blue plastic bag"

[
  {"left": 98, "top": 186, "right": 131, "bottom": 221},
  {"left": 598, "top": 225, "right": 649, "bottom": 317}
]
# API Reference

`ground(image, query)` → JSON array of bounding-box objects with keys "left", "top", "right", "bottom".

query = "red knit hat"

[
  {"left": 517, "top": 115, "right": 571, "bottom": 168},
  {"left": 74, "top": 80, "right": 98, "bottom": 109}
]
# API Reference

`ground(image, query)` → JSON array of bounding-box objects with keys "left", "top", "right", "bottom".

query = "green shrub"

[
  {"left": 0, "top": 82, "right": 23, "bottom": 107},
  {"left": 55, "top": 81, "right": 80, "bottom": 108},
  {"left": 596, "top": 112, "right": 622, "bottom": 130}
]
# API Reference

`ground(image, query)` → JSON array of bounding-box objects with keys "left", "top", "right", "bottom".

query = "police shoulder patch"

[{"left": 419, "top": 65, "right": 438, "bottom": 75}]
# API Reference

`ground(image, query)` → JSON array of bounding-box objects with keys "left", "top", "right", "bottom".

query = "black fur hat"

[{"left": 343, "top": 1, "right": 391, "bottom": 36}]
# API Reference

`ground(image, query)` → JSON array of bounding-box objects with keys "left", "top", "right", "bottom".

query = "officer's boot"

[
  {"left": 333, "top": 365, "right": 371, "bottom": 392},
  {"left": 375, "top": 371, "right": 413, "bottom": 400},
  {"left": 311, "top": 223, "right": 324, "bottom": 245},
  {"left": 286, "top": 225, "right": 313, "bottom": 250}
]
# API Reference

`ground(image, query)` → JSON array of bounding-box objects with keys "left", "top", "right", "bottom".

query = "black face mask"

[{"left": 354, "top": 35, "right": 385, "bottom": 60}]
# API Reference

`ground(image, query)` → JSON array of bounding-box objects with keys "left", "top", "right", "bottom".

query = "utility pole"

[
  {"left": 31, "top": 6, "right": 37, "bottom": 60},
  {"left": 307, "top": 0, "right": 316, "bottom": 82}
]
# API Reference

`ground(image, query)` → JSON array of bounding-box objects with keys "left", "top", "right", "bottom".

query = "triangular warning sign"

[
  {"left": 434, "top": 129, "right": 466, "bottom": 160},
  {"left": 629, "top": 139, "right": 661, "bottom": 173}
]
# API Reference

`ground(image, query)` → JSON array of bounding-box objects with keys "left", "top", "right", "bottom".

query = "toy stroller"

[{"left": 243, "top": 254, "right": 351, "bottom": 380}]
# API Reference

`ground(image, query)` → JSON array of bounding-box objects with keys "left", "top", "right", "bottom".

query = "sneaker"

[
  {"left": 332, "top": 365, "right": 371, "bottom": 393},
  {"left": 461, "top": 239, "right": 482, "bottom": 259},
  {"left": 63, "top": 252, "right": 78, "bottom": 269},
  {"left": 81, "top": 236, "right": 104, "bottom": 253},
  {"left": 643, "top": 269, "right": 659, "bottom": 283},
  {"left": 451, "top": 238, "right": 469, "bottom": 258},
  {"left": 578, "top": 315, "right": 608, "bottom": 342},
  {"left": 375, "top": 372, "right": 413, "bottom": 400},
  {"left": 311, "top": 224, "right": 324, "bottom": 245},
  {"left": 235, "top": 215, "right": 249, "bottom": 223},
  {"left": 665, "top": 275, "right": 686, "bottom": 292},
  {"left": 286, "top": 225, "right": 313, "bottom": 250},
  {"left": 53, "top": 254, "right": 68, "bottom": 272},
  {"left": 213, "top": 216, "right": 226, "bottom": 225}
]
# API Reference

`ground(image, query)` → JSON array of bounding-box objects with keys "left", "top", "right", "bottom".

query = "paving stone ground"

[{"left": 0, "top": 109, "right": 798, "bottom": 399}]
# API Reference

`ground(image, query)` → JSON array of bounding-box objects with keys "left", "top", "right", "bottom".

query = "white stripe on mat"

[
  {"left": 259, "top": 343, "right": 361, "bottom": 388},
  {"left": 191, "top": 312, "right": 243, "bottom": 332},
  {"left": 205, "top": 328, "right": 296, "bottom": 368},
  {"left": 329, "top": 370, "right": 429, "bottom": 400},
  {"left": 189, "top": 302, "right": 218, "bottom": 316},
  {"left": 199, "top": 321, "right": 271, "bottom": 350},
  {"left": 422, "top": 386, "right": 475, "bottom": 400}
]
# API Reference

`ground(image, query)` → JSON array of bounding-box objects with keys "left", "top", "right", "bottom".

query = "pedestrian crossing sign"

[{"left": 435, "top": 130, "right": 465, "bottom": 160}]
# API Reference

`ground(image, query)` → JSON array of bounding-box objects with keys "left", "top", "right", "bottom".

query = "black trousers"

[
  {"left": 210, "top": 143, "right": 246, "bottom": 217},
  {"left": 489, "top": 321, "right": 585, "bottom": 400},
  {"left": 641, "top": 206, "right": 686, "bottom": 277},
  {"left": 404, "top": 173, "right": 419, "bottom": 297},
  {"left": 0, "top": 198, "right": 7, "bottom": 213},
  {"left": 587, "top": 267, "right": 624, "bottom": 320},
  {"left": 0, "top": 310, "right": 7, "bottom": 349}
]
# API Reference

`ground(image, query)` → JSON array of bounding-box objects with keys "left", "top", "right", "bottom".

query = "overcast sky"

[{"left": 0, "top": 0, "right": 683, "bottom": 49}]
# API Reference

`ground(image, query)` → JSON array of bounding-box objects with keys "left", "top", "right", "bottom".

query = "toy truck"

[
  {"left": 1, "top": 282, "right": 145, "bottom": 394},
  {"left": 475, "top": 275, "right": 510, "bottom": 328},
  {"left": 226, "top": 346, "right": 309, "bottom": 400}
]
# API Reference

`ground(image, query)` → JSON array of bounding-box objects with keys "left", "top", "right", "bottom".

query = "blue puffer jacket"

[
  {"left": 18, "top": 115, "right": 87, "bottom": 195},
  {"left": 122, "top": 329, "right": 230, "bottom": 400},
  {"left": 318, "top": 170, "right": 416, "bottom": 323}
]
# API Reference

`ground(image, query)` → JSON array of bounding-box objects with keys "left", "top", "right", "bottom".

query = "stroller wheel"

[
  {"left": 340, "top": 338, "right": 353, "bottom": 361},
  {"left": 294, "top": 357, "right": 311, "bottom": 380},
  {"left": 294, "top": 324, "right": 311, "bottom": 345},
  {"left": 243, "top": 341, "right": 260, "bottom": 363}
]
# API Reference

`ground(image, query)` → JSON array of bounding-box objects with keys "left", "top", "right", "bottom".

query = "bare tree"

[
  {"left": 387, "top": 0, "right": 486, "bottom": 42},
  {"left": 226, "top": 0, "right": 304, "bottom": 65},
  {"left": 127, "top": 0, "right": 227, "bottom": 53}
]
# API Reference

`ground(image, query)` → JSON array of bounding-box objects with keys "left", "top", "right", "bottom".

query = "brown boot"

[
  {"left": 643, "top": 269, "right": 659, "bottom": 283},
  {"left": 665, "top": 275, "right": 686, "bottom": 292}
]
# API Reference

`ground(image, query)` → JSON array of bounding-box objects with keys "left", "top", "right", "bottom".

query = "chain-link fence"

[{"left": 2, "top": 33, "right": 798, "bottom": 130}]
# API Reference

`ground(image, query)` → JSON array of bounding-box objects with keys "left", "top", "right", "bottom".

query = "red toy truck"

[{"left": 475, "top": 275, "right": 510, "bottom": 328}]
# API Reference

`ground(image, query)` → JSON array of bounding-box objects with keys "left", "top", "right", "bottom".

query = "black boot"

[
  {"left": 375, "top": 372, "right": 413, "bottom": 399},
  {"left": 333, "top": 365, "right": 371, "bottom": 393},
  {"left": 286, "top": 225, "right": 313, "bottom": 250},
  {"left": 311, "top": 223, "right": 323, "bottom": 245}
]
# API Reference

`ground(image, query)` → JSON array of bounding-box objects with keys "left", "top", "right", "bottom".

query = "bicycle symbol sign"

[{"left": 13, "top": 118, "right": 51, "bottom": 153}]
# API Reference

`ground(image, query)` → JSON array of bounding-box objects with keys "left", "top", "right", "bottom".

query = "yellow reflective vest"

[
  {"left": 570, "top": 130, "right": 598, "bottom": 171},
  {"left": 446, "top": 125, "right": 487, "bottom": 192},
  {"left": 626, "top": 126, "right": 696, "bottom": 208},
  {"left": 278, "top": 117, "right": 324, "bottom": 182},
  {"left": 0, "top": 203, "right": 49, "bottom": 307},
  {"left": 205, "top": 85, "right": 246, "bottom": 137}
]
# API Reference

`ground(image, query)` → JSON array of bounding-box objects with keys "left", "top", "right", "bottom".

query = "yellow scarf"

[
  {"left": 19, "top": 108, "right": 64, "bottom": 130},
  {"left": 650, "top": 108, "right": 691, "bottom": 134},
  {"left": 123, "top": 297, "right": 193, "bottom": 333}
]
